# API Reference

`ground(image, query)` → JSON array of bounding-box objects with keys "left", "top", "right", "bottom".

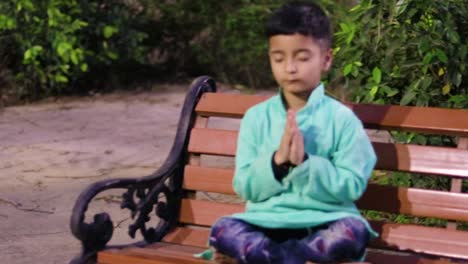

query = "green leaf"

[
  {"left": 447, "top": 30, "right": 460, "bottom": 44},
  {"left": 70, "top": 52, "right": 79, "bottom": 65},
  {"left": 57, "top": 42, "right": 72, "bottom": 57},
  {"left": 383, "top": 86, "right": 399, "bottom": 97},
  {"left": 59, "top": 64, "right": 70, "bottom": 74},
  {"left": 103, "top": 25, "right": 118, "bottom": 39},
  {"left": 441, "top": 84, "right": 451, "bottom": 95},
  {"left": 420, "top": 77, "right": 432, "bottom": 90},
  {"left": 351, "top": 66, "right": 359, "bottom": 77},
  {"left": 434, "top": 49, "right": 448, "bottom": 64},
  {"left": 80, "top": 63, "right": 88, "bottom": 72},
  {"left": 400, "top": 91, "right": 416, "bottom": 105},
  {"left": 370, "top": 85, "right": 379, "bottom": 97},
  {"left": 395, "top": 0, "right": 409, "bottom": 17},
  {"left": 54, "top": 74, "right": 69, "bottom": 83},
  {"left": 23, "top": 45, "right": 43, "bottom": 62},
  {"left": 0, "top": 15, "right": 17, "bottom": 30},
  {"left": 332, "top": 47, "right": 341, "bottom": 56},
  {"left": 339, "top": 23, "right": 350, "bottom": 32},
  {"left": 452, "top": 73, "right": 462, "bottom": 87},
  {"left": 414, "top": 135, "right": 427, "bottom": 145},
  {"left": 372, "top": 67, "right": 382, "bottom": 84},
  {"left": 107, "top": 51, "right": 118, "bottom": 60},
  {"left": 422, "top": 52, "right": 433, "bottom": 65},
  {"left": 24, "top": 49, "right": 32, "bottom": 61},
  {"left": 343, "top": 64, "right": 353, "bottom": 76},
  {"left": 418, "top": 39, "right": 431, "bottom": 53},
  {"left": 438, "top": 68, "right": 445, "bottom": 76},
  {"left": 353, "top": 61, "right": 363, "bottom": 67}
]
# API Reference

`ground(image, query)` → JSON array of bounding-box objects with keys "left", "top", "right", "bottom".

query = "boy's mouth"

[{"left": 285, "top": 80, "right": 301, "bottom": 85}]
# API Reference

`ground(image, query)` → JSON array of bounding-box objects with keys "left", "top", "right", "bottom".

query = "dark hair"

[{"left": 265, "top": 1, "right": 332, "bottom": 48}]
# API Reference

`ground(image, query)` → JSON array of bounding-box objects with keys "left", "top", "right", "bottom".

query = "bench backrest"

[{"left": 163, "top": 91, "right": 468, "bottom": 255}]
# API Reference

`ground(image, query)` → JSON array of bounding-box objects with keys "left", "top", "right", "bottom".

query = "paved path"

[{"left": 0, "top": 85, "right": 193, "bottom": 264}]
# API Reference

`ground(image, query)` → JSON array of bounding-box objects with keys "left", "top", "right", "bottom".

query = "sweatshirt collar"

[{"left": 276, "top": 83, "right": 325, "bottom": 115}]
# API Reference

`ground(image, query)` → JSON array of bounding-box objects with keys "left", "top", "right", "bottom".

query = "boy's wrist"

[
  {"left": 273, "top": 151, "right": 288, "bottom": 165},
  {"left": 272, "top": 152, "right": 290, "bottom": 182}
]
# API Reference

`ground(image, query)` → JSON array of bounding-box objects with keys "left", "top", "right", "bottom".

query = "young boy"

[{"left": 208, "top": 1, "right": 377, "bottom": 263}]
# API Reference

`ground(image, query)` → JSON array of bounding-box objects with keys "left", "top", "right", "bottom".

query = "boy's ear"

[{"left": 323, "top": 48, "right": 333, "bottom": 71}]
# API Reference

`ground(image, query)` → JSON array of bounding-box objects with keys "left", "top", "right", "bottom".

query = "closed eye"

[{"left": 271, "top": 55, "right": 284, "bottom": 63}]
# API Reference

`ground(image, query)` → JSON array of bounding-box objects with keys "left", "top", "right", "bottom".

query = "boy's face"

[{"left": 268, "top": 33, "right": 332, "bottom": 96}]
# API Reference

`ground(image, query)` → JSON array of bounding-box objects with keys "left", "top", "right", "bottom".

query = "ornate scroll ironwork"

[{"left": 69, "top": 76, "right": 217, "bottom": 264}]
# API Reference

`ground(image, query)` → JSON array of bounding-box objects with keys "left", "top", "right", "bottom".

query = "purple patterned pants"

[{"left": 209, "top": 217, "right": 369, "bottom": 263}]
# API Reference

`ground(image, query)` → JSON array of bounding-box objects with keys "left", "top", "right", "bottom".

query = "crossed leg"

[{"left": 210, "top": 217, "right": 369, "bottom": 264}]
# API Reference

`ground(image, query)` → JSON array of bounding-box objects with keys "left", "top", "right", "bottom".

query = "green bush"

[
  {"left": 151, "top": 0, "right": 351, "bottom": 88},
  {"left": 329, "top": 0, "right": 468, "bottom": 108},
  {"left": 1, "top": 0, "right": 466, "bottom": 107},
  {"left": 151, "top": 0, "right": 467, "bottom": 107},
  {"left": 0, "top": 0, "right": 150, "bottom": 99}
]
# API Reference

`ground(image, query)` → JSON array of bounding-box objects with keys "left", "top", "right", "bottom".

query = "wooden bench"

[{"left": 70, "top": 76, "right": 468, "bottom": 264}]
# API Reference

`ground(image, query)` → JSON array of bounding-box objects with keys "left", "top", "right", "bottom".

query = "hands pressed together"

[{"left": 274, "top": 110, "right": 306, "bottom": 166}]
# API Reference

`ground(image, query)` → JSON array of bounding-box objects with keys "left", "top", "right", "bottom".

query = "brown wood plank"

[
  {"left": 179, "top": 199, "right": 242, "bottom": 227},
  {"left": 369, "top": 222, "right": 468, "bottom": 260},
  {"left": 347, "top": 104, "right": 468, "bottom": 137},
  {"left": 183, "top": 166, "right": 468, "bottom": 221},
  {"left": 183, "top": 166, "right": 234, "bottom": 194},
  {"left": 99, "top": 242, "right": 372, "bottom": 264},
  {"left": 195, "top": 93, "right": 269, "bottom": 118},
  {"left": 357, "top": 185, "right": 468, "bottom": 222},
  {"left": 448, "top": 137, "right": 468, "bottom": 230},
  {"left": 365, "top": 249, "right": 461, "bottom": 264},
  {"left": 187, "top": 128, "right": 468, "bottom": 178},
  {"left": 195, "top": 93, "right": 468, "bottom": 136},
  {"left": 188, "top": 128, "right": 237, "bottom": 156},
  {"left": 98, "top": 243, "right": 210, "bottom": 264},
  {"left": 372, "top": 142, "right": 468, "bottom": 178},
  {"left": 98, "top": 251, "right": 199, "bottom": 264},
  {"left": 160, "top": 225, "right": 468, "bottom": 262},
  {"left": 163, "top": 227, "right": 211, "bottom": 248}
]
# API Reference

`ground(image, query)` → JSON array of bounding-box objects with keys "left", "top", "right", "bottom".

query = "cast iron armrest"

[{"left": 69, "top": 76, "right": 217, "bottom": 264}]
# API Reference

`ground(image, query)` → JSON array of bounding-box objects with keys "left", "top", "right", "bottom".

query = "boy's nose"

[{"left": 285, "top": 60, "right": 297, "bottom": 73}]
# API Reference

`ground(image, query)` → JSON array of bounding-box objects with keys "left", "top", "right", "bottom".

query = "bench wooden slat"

[
  {"left": 183, "top": 166, "right": 468, "bottom": 221},
  {"left": 195, "top": 93, "right": 468, "bottom": 136},
  {"left": 188, "top": 128, "right": 468, "bottom": 178},
  {"left": 163, "top": 226, "right": 211, "bottom": 247},
  {"left": 183, "top": 165, "right": 233, "bottom": 194},
  {"left": 188, "top": 128, "right": 237, "bottom": 156},
  {"left": 365, "top": 249, "right": 458, "bottom": 264},
  {"left": 162, "top": 225, "right": 468, "bottom": 262},
  {"left": 100, "top": 242, "right": 377, "bottom": 264},
  {"left": 180, "top": 190, "right": 468, "bottom": 226},
  {"left": 179, "top": 199, "right": 242, "bottom": 226},
  {"left": 195, "top": 93, "right": 267, "bottom": 118},
  {"left": 98, "top": 243, "right": 210, "bottom": 264},
  {"left": 370, "top": 222, "right": 468, "bottom": 260},
  {"left": 357, "top": 184, "right": 468, "bottom": 222}
]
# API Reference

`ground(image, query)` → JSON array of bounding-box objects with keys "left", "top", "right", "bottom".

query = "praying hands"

[{"left": 274, "top": 110, "right": 305, "bottom": 166}]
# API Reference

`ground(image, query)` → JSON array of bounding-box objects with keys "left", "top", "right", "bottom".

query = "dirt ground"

[{"left": 0, "top": 83, "right": 231, "bottom": 264}]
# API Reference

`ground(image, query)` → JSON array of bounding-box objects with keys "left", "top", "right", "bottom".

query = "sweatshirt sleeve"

[
  {"left": 232, "top": 109, "right": 287, "bottom": 202},
  {"left": 287, "top": 111, "right": 376, "bottom": 203}
]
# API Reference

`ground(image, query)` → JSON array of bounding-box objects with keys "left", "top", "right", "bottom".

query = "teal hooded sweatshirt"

[{"left": 231, "top": 83, "right": 377, "bottom": 233}]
